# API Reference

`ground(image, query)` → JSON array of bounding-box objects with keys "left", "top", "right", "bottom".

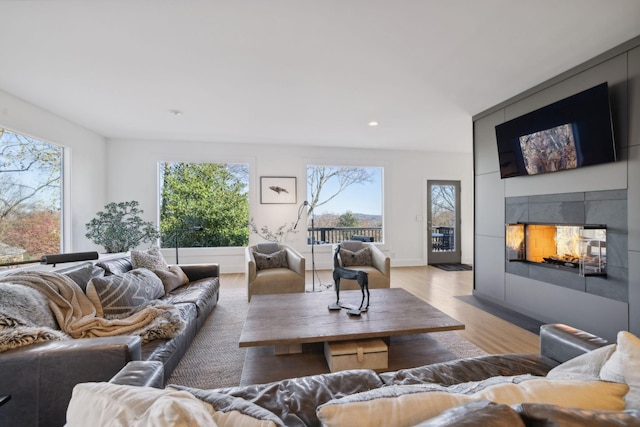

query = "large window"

[
  {"left": 0, "top": 128, "right": 63, "bottom": 268},
  {"left": 306, "top": 165, "right": 383, "bottom": 244},
  {"left": 158, "top": 162, "right": 249, "bottom": 248}
]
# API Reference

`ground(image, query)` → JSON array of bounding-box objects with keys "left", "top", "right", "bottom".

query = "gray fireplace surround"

[{"left": 505, "top": 189, "right": 628, "bottom": 303}]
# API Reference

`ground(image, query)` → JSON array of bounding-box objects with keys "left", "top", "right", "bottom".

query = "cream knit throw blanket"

[{"left": 0, "top": 271, "right": 185, "bottom": 341}]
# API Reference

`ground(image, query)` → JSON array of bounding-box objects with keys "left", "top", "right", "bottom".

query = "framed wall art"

[{"left": 260, "top": 176, "right": 297, "bottom": 204}]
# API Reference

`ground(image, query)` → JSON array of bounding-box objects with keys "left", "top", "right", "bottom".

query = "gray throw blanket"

[{"left": 0, "top": 271, "right": 185, "bottom": 342}]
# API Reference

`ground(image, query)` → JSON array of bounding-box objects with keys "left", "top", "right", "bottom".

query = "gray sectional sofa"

[
  {"left": 80, "top": 323, "right": 640, "bottom": 426},
  {"left": 0, "top": 255, "right": 220, "bottom": 427}
]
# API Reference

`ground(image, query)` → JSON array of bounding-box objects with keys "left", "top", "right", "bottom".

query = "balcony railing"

[{"left": 307, "top": 226, "right": 382, "bottom": 244}]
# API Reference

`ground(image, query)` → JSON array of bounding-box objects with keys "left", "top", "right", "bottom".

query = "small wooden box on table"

[{"left": 324, "top": 338, "right": 388, "bottom": 372}]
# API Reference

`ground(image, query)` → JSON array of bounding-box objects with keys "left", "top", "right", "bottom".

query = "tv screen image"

[
  {"left": 495, "top": 82, "right": 616, "bottom": 179},
  {"left": 519, "top": 123, "right": 577, "bottom": 175}
]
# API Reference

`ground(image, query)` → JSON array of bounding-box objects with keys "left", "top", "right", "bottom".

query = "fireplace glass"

[{"left": 505, "top": 223, "right": 606, "bottom": 276}]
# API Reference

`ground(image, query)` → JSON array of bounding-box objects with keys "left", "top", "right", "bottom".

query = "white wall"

[
  {"left": 106, "top": 138, "right": 474, "bottom": 273},
  {"left": 0, "top": 89, "right": 107, "bottom": 252}
]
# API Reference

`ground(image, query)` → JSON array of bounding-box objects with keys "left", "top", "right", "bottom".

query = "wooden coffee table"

[{"left": 239, "top": 288, "right": 464, "bottom": 353}]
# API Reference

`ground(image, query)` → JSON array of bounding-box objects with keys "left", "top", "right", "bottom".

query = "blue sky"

[{"left": 308, "top": 167, "right": 382, "bottom": 216}]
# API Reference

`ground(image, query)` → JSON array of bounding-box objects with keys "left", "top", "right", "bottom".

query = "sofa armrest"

[
  {"left": 0, "top": 336, "right": 141, "bottom": 427},
  {"left": 539, "top": 323, "right": 609, "bottom": 364},
  {"left": 368, "top": 244, "right": 390, "bottom": 277},
  {"left": 110, "top": 361, "right": 164, "bottom": 388},
  {"left": 180, "top": 263, "right": 219, "bottom": 282}
]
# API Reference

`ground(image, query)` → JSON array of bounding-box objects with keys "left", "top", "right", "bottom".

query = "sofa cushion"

[
  {"left": 600, "top": 331, "right": 640, "bottom": 410},
  {"left": 254, "top": 249, "right": 288, "bottom": 270},
  {"left": 161, "top": 277, "right": 220, "bottom": 319},
  {"left": 316, "top": 378, "right": 628, "bottom": 427},
  {"left": 414, "top": 400, "right": 525, "bottom": 427},
  {"left": 66, "top": 382, "right": 217, "bottom": 427},
  {"left": 514, "top": 403, "right": 640, "bottom": 427},
  {"left": 97, "top": 256, "right": 133, "bottom": 276},
  {"left": 340, "top": 247, "right": 372, "bottom": 267},
  {"left": 60, "top": 262, "right": 106, "bottom": 292},
  {"left": 86, "top": 268, "right": 165, "bottom": 318},
  {"left": 132, "top": 246, "right": 169, "bottom": 271},
  {"left": 154, "top": 265, "right": 190, "bottom": 294},
  {"left": 171, "top": 385, "right": 285, "bottom": 427}
]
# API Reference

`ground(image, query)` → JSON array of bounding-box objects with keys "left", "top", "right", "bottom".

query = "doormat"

[
  {"left": 431, "top": 263, "right": 472, "bottom": 271},
  {"left": 455, "top": 295, "right": 544, "bottom": 334}
]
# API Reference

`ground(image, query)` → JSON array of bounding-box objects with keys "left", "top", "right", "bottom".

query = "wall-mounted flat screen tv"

[{"left": 495, "top": 82, "right": 616, "bottom": 179}]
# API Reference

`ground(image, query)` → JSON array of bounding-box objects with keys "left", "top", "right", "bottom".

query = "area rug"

[
  {"left": 431, "top": 263, "right": 473, "bottom": 271},
  {"left": 168, "top": 288, "right": 487, "bottom": 389}
]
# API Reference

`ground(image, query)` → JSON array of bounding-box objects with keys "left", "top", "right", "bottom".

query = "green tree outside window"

[{"left": 159, "top": 162, "right": 249, "bottom": 248}]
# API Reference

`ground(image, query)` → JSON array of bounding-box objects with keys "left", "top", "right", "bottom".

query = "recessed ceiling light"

[
  {"left": 168, "top": 109, "right": 183, "bottom": 116},
  {"left": 368, "top": 121, "right": 379, "bottom": 127}
]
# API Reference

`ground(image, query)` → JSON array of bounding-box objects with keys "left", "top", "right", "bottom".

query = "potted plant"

[{"left": 85, "top": 201, "right": 159, "bottom": 253}]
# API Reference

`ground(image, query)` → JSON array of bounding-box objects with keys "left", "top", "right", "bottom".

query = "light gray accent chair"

[
  {"left": 334, "top": 240, "right": 390, "bottom": 290},
  {"left": 245, "top": 242, "right": 306, "bottom": 302}
]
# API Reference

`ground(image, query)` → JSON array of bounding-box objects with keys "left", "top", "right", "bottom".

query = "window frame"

[{"left": 305, "top": 163, "right": 384, "bottom": 245}]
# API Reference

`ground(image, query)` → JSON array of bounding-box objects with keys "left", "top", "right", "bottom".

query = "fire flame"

[
  {"left": 506, "top": 225, "right": 524, "bottom": 251},
  {"left": 555, "top": 226, "right": 581, "bottom": 256}
]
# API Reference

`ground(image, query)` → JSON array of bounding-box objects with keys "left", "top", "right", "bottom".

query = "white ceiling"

[{"left": 1, "top": 1, "right": 639, "bottom": 153}]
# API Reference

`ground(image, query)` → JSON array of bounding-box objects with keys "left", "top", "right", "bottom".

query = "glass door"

[{"left": 427, "top": 180, "right": 461, "bottom": 264}]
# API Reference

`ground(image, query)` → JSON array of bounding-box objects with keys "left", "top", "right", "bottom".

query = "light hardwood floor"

[{"left": 220, "top": 265, "right": 540, "bottom": 355}]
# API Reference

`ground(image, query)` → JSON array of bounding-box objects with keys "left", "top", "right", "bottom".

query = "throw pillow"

[
  {"left": 153, "top": 265, "right": 190, "bottom": 294},
  {"left": 0, "top": 283, "right": 58, "bottom": 330},
  {"left": 316, "top": 378, "right": 628, "bottom": 427},
  {"left": 62, "top": 263, "right": 106, "bottom": 292},
  {"left": 131, "top": 246, "right": 169, "bottom": 271},
  {"left": 86, "top": 268, "right": 165, "bottom": 318},
  {"left": 254, "top": 249, "right": 288, "bottom": 270},
  {"left": 339, "top": 247, "right": 372, "bottom": 267},
  {"left": 601, "top": 331, "right": 640, "bottom": 410},
  {"left": 546, "top": 343, "right": 616, "bottom": 381},
  {"left": 66, "top": 382, "right": 218, "bottom": 427}
]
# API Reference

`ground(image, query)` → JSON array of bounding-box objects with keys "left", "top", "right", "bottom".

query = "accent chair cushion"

[
  {"left": 340, "top": 247, "right": 372, "bottom": 267},
  {"left": 255, "top": 242, "right": 280, "bottom": 255},
  {"left": 254, "top": 249, "right": 289, "bottom": 270}
]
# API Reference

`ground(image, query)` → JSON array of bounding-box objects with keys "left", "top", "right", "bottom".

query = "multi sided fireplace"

[{"left": 506, "top": 223, "right": 607, "bottom": 277}]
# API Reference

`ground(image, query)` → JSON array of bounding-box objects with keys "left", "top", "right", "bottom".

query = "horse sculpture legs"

[{"left": 332, "top": 266, "right": 370, "bottom": 313}]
